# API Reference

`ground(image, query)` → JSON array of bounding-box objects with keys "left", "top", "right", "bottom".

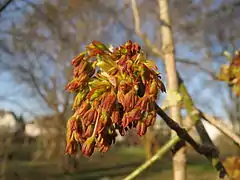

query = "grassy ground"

[{"left": 1, "top": 146, "right": 218, "bottom": 180}]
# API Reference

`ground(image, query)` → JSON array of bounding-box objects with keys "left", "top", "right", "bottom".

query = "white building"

[{"left": 0, "top": 110, "right": 23, "bottom": 133}]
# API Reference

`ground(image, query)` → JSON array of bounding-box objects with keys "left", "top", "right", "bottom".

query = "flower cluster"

[
  {"left": 65, "top": 40, "right": 166, "bottom": 157},
  {"left": 218, "top": 51, "right": 240, "bottom": 96}
]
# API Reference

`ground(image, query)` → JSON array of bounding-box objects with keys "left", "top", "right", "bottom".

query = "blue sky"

[{"left": 0, "top": 0, "right": 234, "bottom": 123}]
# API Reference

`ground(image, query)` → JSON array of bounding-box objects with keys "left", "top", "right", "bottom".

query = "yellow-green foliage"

[
  {"left": 223, "top": 156, "right": 240, "bottom": 180},
  {"left": 218, "top": 51, "right": 240, "bottom": 96}
]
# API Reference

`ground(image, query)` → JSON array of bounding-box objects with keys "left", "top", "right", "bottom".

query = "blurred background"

[{"left": 0, "top": 0, "right": 240, "bottom": 179}]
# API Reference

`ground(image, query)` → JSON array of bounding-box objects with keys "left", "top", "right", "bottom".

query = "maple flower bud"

[
  {"left": 65, "top": 117, "right": 79, "bottom": 154},
  {"left": 149, "top": 80, "right": 158, "bottom": 95},
  {"left": 87, "top": 86, "right": 109, "bottom": 101},
  {"left": 72, "top": 89, "right": 89, "bottom": 110},
  {"left": 111, "top": 109, "right": 120, "bottom": 123},
  {"left": 231, "top": 52, "right": 240, "bottom": 67},
  {"left": 71, "top": 52, "right": 86, "bottom": 67},
  {"left": 65, "top": 79, "right": 81, "bottom": 92},
  {"left": 96, "top": 54, "right": 117, "bottom": 73},
  {"left": 145, "top": 111, "right": 157, "bottom": 127},
  {"left": 75, "top": 101, "right": 90, "bottom": 116},
  {"left": 65, "top": 141, "right": 78, "bottom": 155},
  {"left": 81, "top": 137, "right": 95, "bottom": 157},
  {"left": 84, "top": 124, "right": 94, "bottom": 138},
  {"left": 92, "top": 40, "right": 110, "bottom": 51},
  {"left": 101, "top": 92, "right": 116, "bottom": 112},
  {"left": 82, "top": 109, "right": 95, "bottom": 126},
  {"left": 99, "top": 145, "right": 109, "bottom": 153},
  {"left": 136, "top": 121, "right": 147, "bottom": 136}
]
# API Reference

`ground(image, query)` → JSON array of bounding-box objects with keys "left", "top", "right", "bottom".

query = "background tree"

[{"left": 0, "top": 0, "right": 239, "bottom": 179}]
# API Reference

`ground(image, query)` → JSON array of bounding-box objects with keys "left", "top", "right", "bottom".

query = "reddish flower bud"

[
  {"left": 132, "top": 43, "right": 141, "bottom": 52},
  {"left": 72, "top": 52, "right": 85, "bottom": 67},
  {"left": 136, "top": 122, "right": 147, "bottom": 136},
  {"left": 118, "top": 81, "right": 131, "bottom": 94},
  {"left": 65, "top": 79, "right": 81, "bottom": 92},
  {"left": 66, "top": 117, "right": 76, "bottom": 143},
  {"left": 124, "top": 90, "right": 138, "bottom": 111},
  {"left": 122, "top": 114, "right": 130, "bottom": 128},
  {"left": 65, "top": 141, "right": 78, "bottom": 155},
  {"left": 84, "top": 124, "right": 94, "bottom": 138},
  {"left": 87, "top": 44, "right": 105, "bottom": 57},
  {"left": 127, "top": 108, "right": 141, "bottom": 122},
  {"left": 145, "top": 111, "right": 156, "bottom": 127},
  {"left": 73, "top": 60, "right": 87, "bottom": 77},
  {"left": 69, "top": 117, "right": 77, "bottom": 131},
  {"left": 73, "top": 131, "right": 83, "bottom": 142},
  {"left": 101, "top": 92, "right": 116, "bottom": 112},
  {"left": 118, "top": 55, "right": 127, "bottom": 66},
  {"left": 78, "top": 73, "right": 88, "bottom": 84},
  {"left": 117, "top": 91, "right": 125, "bottom": 106},
  {"left": 82, "top": 109, "right": 95, "bottom": 126},
  {"left": 111, "top": 109, "right": 120, "bottom": 123},
  {"left": 96, "top": 114, "right": 108, "bottom": 133},
  {"left": 135, "top": 98, "right": 147, "bottom": 112},
  {"left": 92, "top": 40, "right": 110, "bottom": 52},
  {"left": 75, "top": 101, "right": 90, "bottom": 116},
  {"left": 126, "top": 60, "right": 134, "bottom": 74},
  {"left": 99, "top": 144, "right": 110, "bottom": 153},
  {"left": 232, "top": 53, "right": 240, "bottom": 67},
  {"left": 81, "top": 137, "right": 95, "bottom": 157}
]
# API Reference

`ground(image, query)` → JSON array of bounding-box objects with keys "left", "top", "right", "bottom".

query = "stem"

[
  {"left": 123, "top": 133, "right": 181, "bottom": 180},
  {"left": 91, "top": 111, "right": 100, "bottom": 138},
  {"left": 123, "top": 111, "right": 198, "bottom": 180},
  {"left": 201, "top": 112, "right": 240, "bottom": 147},
  {"left": 178, "top": 73, "right": 229, "bottom": 179},
  {"left": 155, "top": 104, "right": 229, "bottom": 179}
]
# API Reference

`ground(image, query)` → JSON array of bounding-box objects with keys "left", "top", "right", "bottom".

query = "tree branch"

[
  {"left": 176, "top": 58, "right": 219, "bottom": 80},
  {"left": 201, "top": 112, "right": 240, "bottom": 147},
  {"left": 0, "top": 0, "right": 14, "bottom": 13},
  {"left": 123, "top": 118, "right": 196, "bottom": 180},
  {"left": 155, "top": 104, "right": 228, "bottom": 179},
  {"left": 131, "top": 0, "right": 164, "bottom": 59}
]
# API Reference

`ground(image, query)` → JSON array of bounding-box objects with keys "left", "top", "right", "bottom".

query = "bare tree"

[{"left": 158, "top": 0, "right": 186, "bottom": 179}]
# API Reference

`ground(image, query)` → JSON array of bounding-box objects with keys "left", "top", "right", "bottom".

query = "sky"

[{"left": 0, "top": 0, "right": 237, "bottom": 141}]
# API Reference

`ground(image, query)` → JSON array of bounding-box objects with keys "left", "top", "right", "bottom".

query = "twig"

[
  {"left": 123, "top": 122, "right": 195, "bottom": 180},
  {"left": 123, "top": 104, "right": 230, "bottom": 180},
  {"left": 176, "top": 58, "right": 219, "bottom": 80},
  {"left": 201, "top": 112, "right": 240, "bottom": 147},
  {"left": 155, "top": 104, "right": 219, "bottom": 156},
  {"left": 178, "top": 74, "right": 229, "bottom": 179},
  {"left": 155, "top": 104, "right": 229, "bottom": 179},
  {"left": 131, "top": 0, "right": 164, "bottom": 59},
  {"left": 0, "top": 0, "right": 14, "bottom": 13}
]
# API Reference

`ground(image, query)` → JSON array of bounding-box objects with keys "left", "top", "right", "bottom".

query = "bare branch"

[
  {"left": 130, "top": 0, "right": 164, "bottom": 59},
  {"left": 176, "top": 58, "right": 219, "bottom": 80},
  {"left": 155, "top": 104, "right": 228, "bottom": 179},
  {"left": 0, "top": 0, "right": 14, "bottom": 13},
  {"left": 201, "top": 112, "right": 240, "bottom": 147}
]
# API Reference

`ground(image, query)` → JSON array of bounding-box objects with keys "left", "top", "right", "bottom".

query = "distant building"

[
  {"left": 24, "top": 122, "right": 42, "bottom": 137},
  {"left": 25, "top": 115, "right": 59, "bottom": 137},
  {"left": 0, "top": 110, "right": 23, "bottom": 133}
]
